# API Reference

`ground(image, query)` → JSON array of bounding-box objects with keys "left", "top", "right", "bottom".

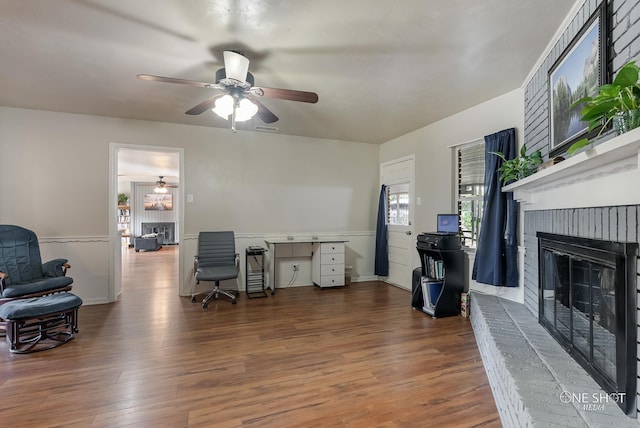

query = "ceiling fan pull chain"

[{"left": 231, "top": 107, "right": 237, "bottom": 133}]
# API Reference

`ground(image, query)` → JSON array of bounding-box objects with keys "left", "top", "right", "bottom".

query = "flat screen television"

[{"left": 437, "top": 214, "right": 458, "bottom": 234}]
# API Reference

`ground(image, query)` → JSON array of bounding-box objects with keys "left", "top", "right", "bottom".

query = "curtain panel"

[
  {"left": 374, "top": 185, "right": 389, "bottom": 276},
  {"left": 472, "top": 128, "right": 518, "bottom": 287}
]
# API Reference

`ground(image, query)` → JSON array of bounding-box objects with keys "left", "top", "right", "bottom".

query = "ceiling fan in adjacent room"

[
  {"left": 153, "top": 176, "right": 177, "bottom": 193},
  {"left": 137, "top": 51, "right": 319, "bottom": 131}
]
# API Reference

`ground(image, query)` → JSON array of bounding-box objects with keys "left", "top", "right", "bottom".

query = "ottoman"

[
  {"left": 134, "top": 235, "right": 163, "bottom": 252},
  {"left": 0, "top": 292, "right": 82, "bottom": 353}
]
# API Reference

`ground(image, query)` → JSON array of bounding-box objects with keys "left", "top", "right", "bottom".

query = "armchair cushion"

[{"left": 2, "top": 276, "right": 73, "bottom": 298}]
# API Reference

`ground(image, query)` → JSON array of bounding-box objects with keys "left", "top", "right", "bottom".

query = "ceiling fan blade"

[
  {"left": 252, "top": 99, "right": 279, "bottom": 123},
  {"left": 256, "top": 87, "right": 318, "bottom": 103},
  {"left": 137, "top": 74, "right": 220, "bottom": 89},
  {"left": 185, "top": 94, "right": 224, "bottom": 115}
]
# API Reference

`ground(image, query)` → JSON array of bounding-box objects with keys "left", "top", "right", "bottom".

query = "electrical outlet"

[{"left": 292, "top": 263, "right": 299, "bottom": 271}]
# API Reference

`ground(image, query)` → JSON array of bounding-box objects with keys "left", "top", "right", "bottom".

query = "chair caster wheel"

[
  {"left": 232, "top": 299, "right": 237, "bottom": 304},
  {"left": 202, "top": 302, "right": 208, "bottom": 309},
  {"left": 191, "top": 296, "right": 196, "bottom": 303}
]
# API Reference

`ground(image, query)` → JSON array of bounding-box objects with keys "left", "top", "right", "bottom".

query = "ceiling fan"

[
  {"left": 137, "top": 51, "right": 319, "bottom": 131},
  {"left": 154, "top": 176, "right": 177, "bottom": 193}
]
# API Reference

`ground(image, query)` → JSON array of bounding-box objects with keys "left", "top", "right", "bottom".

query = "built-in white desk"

[{"left": 264, "top": 239, "right": 349, "bottom": 293}]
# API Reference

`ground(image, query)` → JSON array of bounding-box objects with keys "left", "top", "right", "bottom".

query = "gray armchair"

[
  {"left": 0, "top": 225, "right": 73, "bottom": 303},
  {"left": 191, "top": 231, "right": 239, "bottom": 308}
]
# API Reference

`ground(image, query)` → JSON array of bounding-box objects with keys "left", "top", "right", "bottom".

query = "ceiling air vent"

[{"left": 255, "top": 125, "right": 279, "bottom": 133}]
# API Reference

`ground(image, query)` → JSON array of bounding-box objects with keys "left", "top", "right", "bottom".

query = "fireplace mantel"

[{"left": 504, "top": 126, "right": 640, "bottom": 211}]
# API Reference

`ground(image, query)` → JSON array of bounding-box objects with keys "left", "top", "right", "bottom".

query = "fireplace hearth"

[{"left": 537, "top": 232, "right": 637, "bottom": 416}]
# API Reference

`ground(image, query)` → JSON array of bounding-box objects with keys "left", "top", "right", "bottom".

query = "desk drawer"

[
  {"left": 274, "top": 242, "right": 312, "bottom": 258},
  {"left": 318, "top": 274, "right": 345, "bottom": 287},
  {"left": 319, "top": 242, "right": 344, "bottom": 254},
  {"left": 321, "top": 252, "right": 344, "bottom": 265},
  {"left": 320, "top": 264, "right": 345, "bottom": 276}
]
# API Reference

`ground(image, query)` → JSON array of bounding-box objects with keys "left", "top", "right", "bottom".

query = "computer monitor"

[{"left": 437, "top": 214, "right": 459, "bottom": 234}]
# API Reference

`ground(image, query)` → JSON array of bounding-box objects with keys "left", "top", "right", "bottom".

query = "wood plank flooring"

[{"left": 0, "top": 246, "right": 500, "bottom": 427}]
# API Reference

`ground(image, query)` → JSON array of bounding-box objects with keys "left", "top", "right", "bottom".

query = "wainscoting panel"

[{"left": 39, "top": 236, "right": 110, "bottom": 305}]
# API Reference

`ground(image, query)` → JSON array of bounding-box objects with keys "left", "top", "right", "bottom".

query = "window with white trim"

[
  {"left": 386, "top": 183, "right": 409, "bottom": 226},
  {"left": 457, "top": 141, "right": 485, "bottom": 248}
]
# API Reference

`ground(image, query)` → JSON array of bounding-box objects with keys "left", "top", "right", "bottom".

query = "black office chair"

[{"left": 191, "top": 231, "right": 239, "bottom": 308}]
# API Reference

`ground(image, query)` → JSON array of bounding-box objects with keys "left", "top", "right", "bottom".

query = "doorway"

[
  {"left": 109, "top": 143, "right": 184, "bottom": 301},
  {"left": 380, "top": 155, "right": 415, "bottom": 290}
]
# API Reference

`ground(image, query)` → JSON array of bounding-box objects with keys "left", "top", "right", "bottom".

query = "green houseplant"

[
  {"left": 567, "top": 60, "right": 640, "bottom": 155},
  {"left": 491, "top": 144, "right": 542, "bottom": 185},
  {"left": 117, "top": 193, "right": 128, "bottom": 205}
]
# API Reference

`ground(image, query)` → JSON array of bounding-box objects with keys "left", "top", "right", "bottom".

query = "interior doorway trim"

[{"left": 108, "top": 142, "right": 185, "bottom": 302}]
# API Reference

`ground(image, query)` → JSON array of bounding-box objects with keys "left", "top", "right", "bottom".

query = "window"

[
  {"left": 457, "top": 141, "right": 485, "bottom": 248},
  {"left": 387, "top": 183, "right": 409, "bottom": 226}
]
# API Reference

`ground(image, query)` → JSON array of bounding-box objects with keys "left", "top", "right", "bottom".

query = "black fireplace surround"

[{"left": 537, "top": 232, "right": 637, "bottom": 416}]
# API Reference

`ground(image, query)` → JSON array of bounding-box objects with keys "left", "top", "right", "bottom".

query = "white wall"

[
  {"left": 0, "top": 106, "right": 380, "bottom": 303},
  {"left": 379, "top": 88, "right": 525, "bottom": 302}
]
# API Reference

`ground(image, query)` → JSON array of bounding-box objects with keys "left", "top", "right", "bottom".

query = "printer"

[{"left": 416, "top": 232, "right": 461, "bottom": 250}]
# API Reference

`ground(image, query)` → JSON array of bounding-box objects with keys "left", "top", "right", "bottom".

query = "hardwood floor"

[{"left": 0, "top": 246, "right": 500, "bottom": 427}]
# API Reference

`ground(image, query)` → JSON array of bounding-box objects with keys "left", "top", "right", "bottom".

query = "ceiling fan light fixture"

[
  {"left": 223, "top": 51, "right": 249, "bottom": 83},
  {"left": 235, "top": 98, "right": 258, "bottom": 122},
  {"left": 139, "top": 50, "right": 318, "bottom": 130},
  {"left": 212, "top": 94, "right": 234, "bottom": 119},
  {"left": 212, "top": 95, "right": 258, "bottom": 122},
  {"left": 154, "top": 176, "right": 169, "bottom": 193}
]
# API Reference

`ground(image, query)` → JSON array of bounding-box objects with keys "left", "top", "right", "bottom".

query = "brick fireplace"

[
  {"left": 505, "top": 126, "right": 640, "bottom": 421},
  {"left": 475, "top": 2, "right": 640, "bottom": 424},
  {"left": 470, "top": 128, "right": 640, "bottom": 425}
]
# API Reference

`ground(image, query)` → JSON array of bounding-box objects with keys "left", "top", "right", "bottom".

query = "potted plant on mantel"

[
  {"left": 491, "top": 144, "right": 542, "bottom": 185},
  {"left": 567, "top": 60, "right": 640, "bottom": 155}
]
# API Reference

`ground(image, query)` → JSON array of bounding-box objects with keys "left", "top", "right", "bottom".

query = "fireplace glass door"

[
  {"left": 540, "top": 248, "right": 618, "bottom": 389},
  {"left": 537, "top": 232, "right": 637, "bottom": 416}
]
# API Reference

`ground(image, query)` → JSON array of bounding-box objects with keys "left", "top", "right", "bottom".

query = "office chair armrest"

[
  {"left": 235, "top": 253, "right": 240, "bottom": 268},
  {"left": 193, "top": 255, "right": 199, "bottom": 276},
  {"left": 0, "top": 271, "right": 7, "bottom": 293}
]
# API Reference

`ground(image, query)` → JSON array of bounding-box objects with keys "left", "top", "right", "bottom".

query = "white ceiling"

[{"left": 1, "top": 0, "right": 576, "bottom": 145}]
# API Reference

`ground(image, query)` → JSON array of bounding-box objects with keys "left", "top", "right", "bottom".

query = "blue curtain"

[
  {"left": 472, "top": 128, "right": 518, "bottom": 287},
  {"left": 374, "top": 185, "right": 389, "bottom": 276}
]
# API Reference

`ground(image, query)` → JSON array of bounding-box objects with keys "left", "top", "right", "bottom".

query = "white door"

[{"left": 380, "top": 156, "right": 415, "bottom": 290}]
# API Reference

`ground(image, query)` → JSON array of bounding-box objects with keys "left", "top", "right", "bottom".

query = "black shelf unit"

[
  {"left": 412, "top": 243, "right": 464, "bottom": 318},
  {"left": 246, "top": 247, "right": 268, "bottom": 298}
]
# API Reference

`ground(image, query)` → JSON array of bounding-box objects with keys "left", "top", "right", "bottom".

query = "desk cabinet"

[
  {"left": 312, "top": 242, "right": 345, "bottom": 288},
  {"left": 413, "top": 247, "right": 464, "bottom": 318}
]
